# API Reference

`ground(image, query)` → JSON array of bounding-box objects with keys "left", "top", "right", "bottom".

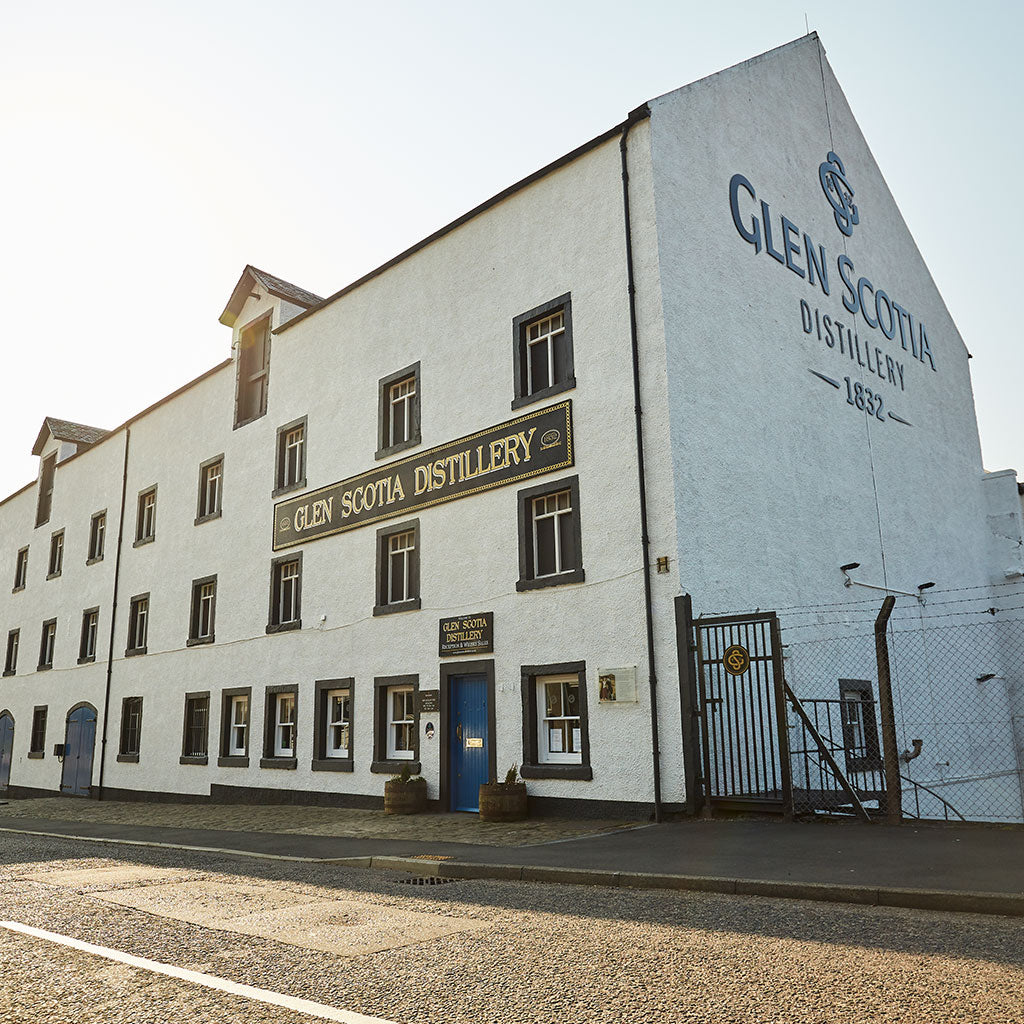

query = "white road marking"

[{"left": 0, "top": 920, "right": 401, "bottom": 1024}]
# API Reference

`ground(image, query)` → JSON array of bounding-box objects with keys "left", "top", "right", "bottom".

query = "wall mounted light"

[{"left": 840, "top": 562, "right": 860, "bottom": 587}]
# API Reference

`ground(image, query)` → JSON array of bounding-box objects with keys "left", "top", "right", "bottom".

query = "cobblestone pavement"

[
  {"left": 0, "top": 797, "right": 642, "bottom": 847},
  {"left": 1, "top": 833, "right": 1022, "bottom": 1023}
]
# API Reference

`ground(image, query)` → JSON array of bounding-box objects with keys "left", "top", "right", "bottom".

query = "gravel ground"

[{"left": 1, "top": 832, "right": 1022, "bottom": 1024}]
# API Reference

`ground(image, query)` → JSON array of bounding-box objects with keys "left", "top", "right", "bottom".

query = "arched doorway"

[
  {"left": 60, "top": 704, "right": 97, "bottom": 797},
  {"left": 0, "top": 712, "right": 14, "bottom": 792}
]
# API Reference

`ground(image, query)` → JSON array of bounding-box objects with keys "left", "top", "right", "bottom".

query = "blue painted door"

[
  {"left": 0, "top": 713, "right": 13, "bottom": 791},
  {"left": 60, "top": 706, "right": 97, "bottom": 797},
  {"left": 450, "top": 675, "right": 489, "bottom": 812}
]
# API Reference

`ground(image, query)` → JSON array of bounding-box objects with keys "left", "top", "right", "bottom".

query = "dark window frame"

[
  {"left": 511, "top": 293, "right": 575, "bottom": 410},
  {"left": 134, "top": 485, "right": 157, "bottom": 547},
  {"left": 195, "top": 454, "right": 224, "bottom": 525},
  {"left": 267, "top": 552, "right": 302, "bottom": 634},
  {"left": 520, "top": 660, "right": 592, "bottom": 780},
  {"left": 261, "top": 683, "right": 298, "bottom": 769},
  {"left": 839, "top": 679, "right": 883, "bottom": 772},
  {"left": 125, "top": 592, "right": 150, "bottom": 657},
  {"left": 516, "top": 474, "right": 584, "bottom": 591},
  {"left": 46, "top": 529, "right": 65, "bottom": 580},
  {"left": 312, "top": 677, "right": 354, "bottom": 772},
  {"left": 373, "top": 519, "right": 421, "bottom": 616},
  {"left": 218, "top": 686, "right": 252, "bottom": 767},
  {"left": 13, "top": 546, "right": 28, "bottom": 592},
  {"left": 3, "top": 629, "right": 19, "bottom": 676},
  {"left": 38, "top": 618, "right": 57, "bottom": 671},
  {"left": 273, "top": 416, "right": 308, "bottom": 497},
  {"left": 180, "top": 691, "right": 210, "bottom": 764},
  {"left": 36, "top": 452, "right": 56, "bottom": 528},
  {"left": 376, "top": 362, "right": 421, "bottom": 459},
  {"left": 233, "top": 311, "right": 272, "bottom": 429},
  {"left": 187, "top": 574, "right": 217, "bottom": 646},
  {"left": 118, "top": 696, "right": 143, "bottom": 763},
  {"left": 28, "top": 705, "right": 47, "bottom": 758},
  {"left": 87, "top": 510, "right": 107, "bottom": 564},
  {"left": 78, "top": 606, "right": 99, "bottom": 664},
  {"left": 371, "top": 674, "right": 420, "bottom": 774}
]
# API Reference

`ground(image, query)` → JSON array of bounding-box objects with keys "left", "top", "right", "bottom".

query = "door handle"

[{"left": 456, "top": 723, "right": 462, "bottom": 741}]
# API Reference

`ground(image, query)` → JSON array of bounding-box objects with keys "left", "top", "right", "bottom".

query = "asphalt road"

[{"left": 0, "top": 832, "right": 1022, "bottom": 1024}]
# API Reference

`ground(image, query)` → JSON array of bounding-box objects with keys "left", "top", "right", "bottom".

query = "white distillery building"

[{"left": 1, "top": 35, "right": 1021, "bottom": 821}]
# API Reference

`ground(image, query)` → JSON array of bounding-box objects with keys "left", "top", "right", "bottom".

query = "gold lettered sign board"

[
  {"left": 273, "top": 401, "right": 573, "bottom": 550},
  {"left": 439, "top": 612, "right": 494, "bottom": 657}
]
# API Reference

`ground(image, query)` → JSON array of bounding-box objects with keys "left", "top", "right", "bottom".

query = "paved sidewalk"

[{"left": 1, "top": 798, "right": 1022, "bottom": 916}]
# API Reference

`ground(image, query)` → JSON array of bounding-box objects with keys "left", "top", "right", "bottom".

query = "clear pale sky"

[{"left": 1, "top": 0, "right": 1020, "bottom": 500}]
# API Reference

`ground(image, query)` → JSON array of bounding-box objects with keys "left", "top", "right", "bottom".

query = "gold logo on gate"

[{"left": 723, "top": 644, "right": 750, "bottom": 676}]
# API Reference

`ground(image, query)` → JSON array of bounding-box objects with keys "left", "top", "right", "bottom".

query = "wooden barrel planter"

[
  {"left": 384, "top": 777, "right": 427, "bottom": 815},
  {"left": 478, "top": 782, "right": 528, "bottom": 822}
]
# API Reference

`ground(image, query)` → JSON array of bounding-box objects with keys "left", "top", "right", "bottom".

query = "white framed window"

[
  {"left": 79, "top": 608, "right": 98, "bottom": 662},
  {"left": 274, "top": 693, "right": 296, "bottom": 757},
  {"left": 512, "top": 294, "right": 574, "bottom": 408},
  {"left": 88, "top": 511, "right": 106, "bottom": 561},
  {"left": 537, "top": 674, "right": 582, "bottom": 765},
  {"left": 48, "top": 531, "right": 64, "bottom": 578},
  {"left": 268, "top": 555, "right": 301, "bottom": 631},
  {"left": 39, "top": 619, "right": 57, "bottom": 669},
  {"left": 377, "top": 363, "right": 421, "bottom": 457},
  {"left": 183, "top": 694, "right": 209, "bottom": 758},
  {"left": 136, "top": 488, "right": 157, "bottom": 543},
  {"left": 526, "top": 311, "right": 564, "bottom": 395},
  {"left": 197, "top": 458, "right": 223, "bottom": 520},
  {"left": 387, "top": 531, "right": 414, "bottom": 604},
  {"left": 127, "top": 594, "right": 149, "bottom": 653},
  {"left": 386, "top": 686, "right": 415, "bottom": 760},
  {"left": 4, "top": 629, "right": 19, "bottom": 675},
  {"left": 189, "top": 576, "right": 217, "bottom": 643},
  {"left": 235, "top": 314, "right": 271, "bottom": 427},
  {"left": 389, "top": 378, "right": 415, "bottom": 447},
  {"left": 275, "top": 418, "right": 307, "bottom": 493},
  {"left": 228, "top": 695, "right": 249, "bottom": 756},
  {"left": 326, "top": 688, "right": 351, "bottom": 758},
  {"left": 13, "top": 547, "right": 28, "bottom": 591},
  {"left": 532, "top": 489, "right": 574, "bottom": 578}
]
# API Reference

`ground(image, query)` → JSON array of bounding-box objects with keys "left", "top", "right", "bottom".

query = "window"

[
  {"left": 371, "top": 675, "right": 419, "bottom": 773},
  {"left": 374, "top": 520, "right": 420, "bottom": 616},
  {"left": 188, "top": 575, "right": 217, "bottom": 645},
  {"left": 520, "top": 662, "right": 591, "bottom": 780},
  {"left": 47, "top": 530, "right": 64, "bottom": 579},
  {"left": 135, "top": 487, "right": 157, "bottom": 546},
  {"left": 78, "top": 607, "right": 99, "bottom": 664},
  {"left": 196, "top": 457, "right": 223, "bottom": 523},
  {"left": 118, "top": 697, "right": 143, "bottom": 762},
  {"left": 234, "top": 313, "right": 271, "bottom": 427},
  {"left": 126, "top": 594, "right": 149, "bottom": 656},
  {"left": 267, "top": 554, "right": 302, "bottom": 633},
  {"left": 13, "top": 547, "right": 28, "bottom": 592},
  {"left": 3, "top": 630, "right": 18, "bottom": 676},
  {"left": 88, "top": 511, "right": 106, "bottom": 563},
  {"left": 29, "top": 707, "right": 47, "bottom": 758},
  {"left": 376, "top": 362, "right": 421, "bottom": 458},
  {"left": 274, "top": 417, "right": 306, "bottom": 495},
  {"left": 516, "top": 475, "right": 584, "bottom": 591},
  {"left": 181, "top": 693, "right": 210, "bottom": 763},
  {"left": 38, "top": 618, "right": 56, "bottom": 670},
  {"left": 839, "top": 680, "right": 882, "bottom": 771},
  {"left": 36, "top": 453, "right": 56, "bottom": 527},
  {"left": 219, "top": 689, "right": 251, "bottom": 764},
  {"left": 512, "top": 294, "right": 575, "bottom": 409},
  {"left": 313, "top": 678, "right": 354, "bottom": 771},
  {"left": 261, "top": 686, "right": 297, "bottom": 767}
]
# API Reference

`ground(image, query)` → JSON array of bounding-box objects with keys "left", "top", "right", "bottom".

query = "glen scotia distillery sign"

[{"left": 273, "top": 401, "right": 574, "bottom": 550}]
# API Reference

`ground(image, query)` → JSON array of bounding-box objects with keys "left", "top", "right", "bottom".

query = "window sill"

[
  {"left": 516, "top": 568, "right": 585, "bottom": 592},
  {"left": 45, "top": 572, "right": 62, "bottom": 581},
  {"left": 124, "top": 647, "right": 147, "bottom": 658},
  {"left": 260, "top": 757, "right": 297, "bottom": 770},
  {"left": 233, "top": 411, "right": 267, "bottom": 431},
  {"left": 218, "top": 755, "right": 249, "bottom": 768},
  {"left": 511, "top": 377, "right": 576, "bottom": 411},
  {"left": 373, "top": 598, "right": 421, "bottom": 617},
  {"left": 371, "top": 759, "right": 421, "bottom": 775},
  {"left": 266, "top": 620, "right": 301, "bottom": 635},
  {"left": 86, "top": 556, "right": 104, "bottom": 566},
  {"left": 116, "top": 753, "right": 139, "bottom": 764},
  {"left": 186, "top": 636, "right": 215, "bottom": 647},
  {"left": 1, "top": 670, "right": 14, "bottom": 678},
  {"left": 132, "top": 536, "right": 155, "bottom": 549},
  {"left": 179, "top": 755, "right": 208, "bottom": 766},
  {"left": 194, "top": 511, "right": 222, "bottom": 526},
  {"left": 272, "top": 479, "right": 306, "bottom": 499},
  {"left": 36, "top": 664, "right": 52, "bottom": 672},
  {"left": 375, "top": 435, "right": 421, "bottom": 461},
  {"left": 77, "top": 656, "right": 96, "bottom": 665},
  {"left": 27, "top": 751, "right": 44, "bottom": 760},
  {"left": 11, "top": 585, "right": 25, "bottom": 594},
  {"left": 311, "top": 758, "right": 354, "bottom": 772},
  {"left": 520, "top": 763, "right": 593, "bottom": 781}
]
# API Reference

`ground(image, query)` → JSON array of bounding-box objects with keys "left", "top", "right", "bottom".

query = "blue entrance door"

[
  {"left": 450, "top": 675, "right": 489, "bottom": 812},
  {"left": 60, "top": 705, "right": 97, "bottom": 797},
  {"left": 0, "top": 713, "right": 14, "bottom": 791}
]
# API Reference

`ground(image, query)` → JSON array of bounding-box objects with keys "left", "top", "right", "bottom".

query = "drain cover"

[{"left": 396, "top": 876, "right": 459, "bottom": 886}]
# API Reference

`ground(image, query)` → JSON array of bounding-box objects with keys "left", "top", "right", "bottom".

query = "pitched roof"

[
  {"left": 32, "top": 417, "right": 109, "bottom": 456},
  {"left": 219, "top": 265, "right": 323, "bottom": 327}
]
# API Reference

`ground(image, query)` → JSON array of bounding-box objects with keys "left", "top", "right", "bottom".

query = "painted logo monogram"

[{"left": 819, "top": 151, "right": 859, "bottom": 237}]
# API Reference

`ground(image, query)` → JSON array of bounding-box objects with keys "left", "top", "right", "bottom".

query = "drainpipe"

[
  {"left": 619, "top": 104, "right": 662, "bottom": 822},
  {"left": 96, "top": 426, "right": 130, "bottom": 800}
]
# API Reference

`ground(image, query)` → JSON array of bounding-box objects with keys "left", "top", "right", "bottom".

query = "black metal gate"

[{"left": 694, "top": 612, "right": 793, "bottom": 815}]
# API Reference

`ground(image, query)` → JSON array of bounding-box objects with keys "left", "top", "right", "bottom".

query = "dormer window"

[
  {"left": 235, "top": 315, "right": 271, "bottom": 428},
  {"left": 36, "top": 453, "right": 55, "bottom": 528}
]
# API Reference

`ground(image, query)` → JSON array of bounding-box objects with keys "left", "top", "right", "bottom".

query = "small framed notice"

[{"left": 597, "top": 666, "right": 637, "bottom": 703}]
